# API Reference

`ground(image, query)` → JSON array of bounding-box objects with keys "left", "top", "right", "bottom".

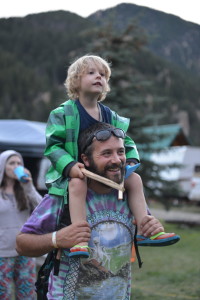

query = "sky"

[{"left": 0, "top": 0, "right": 200, "bottom": 25}]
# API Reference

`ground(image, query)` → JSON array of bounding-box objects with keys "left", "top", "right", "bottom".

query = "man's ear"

[{"left": 81, "top": 154, "right": 90, "bottom": 167}]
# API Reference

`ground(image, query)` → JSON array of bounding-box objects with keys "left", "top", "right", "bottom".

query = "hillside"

[
  {"left": 0, "top": 5, "right": 200, "bottom": 146},
  {"left": 0, "top": 11, "right": 93, "bottom": 120},
  {"left": 89, "top": 2, "right": 200, "bottom": 75}
]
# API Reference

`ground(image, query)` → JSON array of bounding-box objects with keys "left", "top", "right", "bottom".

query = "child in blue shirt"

[{"left": 45, "top": 55, "right": 180, "bottom": 257}]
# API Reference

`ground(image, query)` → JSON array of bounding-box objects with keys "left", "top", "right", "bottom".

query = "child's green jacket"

[{"left": 44, "top": 100, "right": 139, "bottom": 198}]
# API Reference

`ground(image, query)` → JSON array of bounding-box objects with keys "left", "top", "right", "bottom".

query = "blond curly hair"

[{"left": 65, "top": 55, "right": 111, "bottom": 102}]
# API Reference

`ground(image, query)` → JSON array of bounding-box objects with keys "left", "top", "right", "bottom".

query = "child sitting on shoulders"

[{"left": 44, "top": 54, "right": 180, "bottom": 257}]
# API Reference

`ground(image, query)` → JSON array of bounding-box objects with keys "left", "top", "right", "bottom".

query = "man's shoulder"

[
  {"left": 21, "top": 194, "right": 62, "bottom": 234},
  {"left": 34, "top": 194, "right": 61, "bottom": 212}
]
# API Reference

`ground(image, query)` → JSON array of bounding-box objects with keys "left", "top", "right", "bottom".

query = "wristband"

[{"left": 52, "top": 231, "right": 58, "bottom": 248}]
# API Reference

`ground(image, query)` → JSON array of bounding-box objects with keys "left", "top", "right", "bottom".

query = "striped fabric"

[{"left": 0, "top": 256, "right": 36, "bottom": 299}]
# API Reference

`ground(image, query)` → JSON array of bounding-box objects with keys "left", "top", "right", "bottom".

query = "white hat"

[{"left": 0, "top": 150, "right": 24, "bottom": 185}]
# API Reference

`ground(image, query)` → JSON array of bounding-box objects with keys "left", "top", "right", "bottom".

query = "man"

[{"left": 16, "top": 122, "right": 165, "bottom": 300}]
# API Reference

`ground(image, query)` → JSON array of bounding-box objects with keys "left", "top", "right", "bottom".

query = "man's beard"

[{"left": 87, "top": 158, "right": 125, "bottom": 184}]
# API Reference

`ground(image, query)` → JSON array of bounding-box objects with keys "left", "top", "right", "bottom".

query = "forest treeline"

[
  {"left": 1, "top": 4, "right": 200, "bottom": 200},
  {"left": 0, "top": 5, "right": 199, "bottom": 146}
]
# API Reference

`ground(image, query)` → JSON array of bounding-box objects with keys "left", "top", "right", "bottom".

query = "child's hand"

[{"left": 69, "top": 162, "right": 85, "bottom": 179}]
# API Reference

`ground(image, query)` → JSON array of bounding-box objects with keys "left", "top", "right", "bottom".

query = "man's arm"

[
  {"left": 16, "top": 232, "right": 53, "bottom": 257},
  {"left": 16, "top": 221, "right": 91, "bottom": 257},
  {"left": 139, "top": 215, "right": 165, "bottom": 237}
]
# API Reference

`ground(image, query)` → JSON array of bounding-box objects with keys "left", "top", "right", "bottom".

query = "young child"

[{"left": 44, "top": 55, "right": 180, "bottom": 257}]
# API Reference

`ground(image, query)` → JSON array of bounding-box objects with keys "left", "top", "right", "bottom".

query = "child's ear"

[{"left": 81, "top": 154, "right": 90, "bottom": 167}]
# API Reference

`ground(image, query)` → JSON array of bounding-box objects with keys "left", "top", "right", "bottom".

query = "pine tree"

[{"left": 81, "top": 24, "right": 180, "bottom": 206}]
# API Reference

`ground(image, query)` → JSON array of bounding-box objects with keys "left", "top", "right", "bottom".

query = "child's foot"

[
  {"left": 68, "top": 245, "right": 90, "bottom": 258},
  {"left": 136, "top": 232, "right": 180, "bottom": 246}
]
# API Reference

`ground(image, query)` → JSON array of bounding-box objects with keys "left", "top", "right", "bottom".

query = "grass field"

[
  {"left": 11, "top": 209, "right": 199, "bottom": 299},
  {"left": 131, "top": 222, "right": 200, "bottom": 300}
]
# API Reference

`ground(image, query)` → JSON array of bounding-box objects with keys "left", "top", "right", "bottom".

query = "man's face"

[{"left": 84, "top": 136, "right": 126, "bottom": 184}]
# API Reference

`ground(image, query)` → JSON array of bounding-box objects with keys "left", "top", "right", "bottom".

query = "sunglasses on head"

[{"left": 83, "top": 128, "right": 126, "bottom": 153}]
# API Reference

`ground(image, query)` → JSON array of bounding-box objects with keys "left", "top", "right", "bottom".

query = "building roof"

[
  {"left": 141, "top": 124, "right": 191, "bottom": 149},
  {"left": 0, "top": 119, "right": 46, "bottom": 157},
  {"left": 0, "top": 120, "right": 190, "bottom": 158}
]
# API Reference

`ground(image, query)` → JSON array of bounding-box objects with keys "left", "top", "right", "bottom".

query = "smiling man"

[
  {"left": 16, "top": 122, "right": 165, "bottom": 300},
  {"left": 80, "top": 124, "right": 126, "bottom": 185}
]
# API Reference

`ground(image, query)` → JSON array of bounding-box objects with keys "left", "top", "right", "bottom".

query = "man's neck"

[{"left": 87, "top": 179, "right": 113, "bottom": 194}]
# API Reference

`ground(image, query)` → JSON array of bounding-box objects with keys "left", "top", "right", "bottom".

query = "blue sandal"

[{"left": 136, "top": 232, "right": 180, "bottom": 246}]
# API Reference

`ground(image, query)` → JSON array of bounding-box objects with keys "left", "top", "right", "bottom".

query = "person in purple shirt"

[{"left": 16, "top": 122, "right": 175, "bottom": 300}]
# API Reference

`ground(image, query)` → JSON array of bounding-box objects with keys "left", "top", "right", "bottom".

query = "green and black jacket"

[{"left": 44, "top": 100, "right": 139, "bottom": 200}]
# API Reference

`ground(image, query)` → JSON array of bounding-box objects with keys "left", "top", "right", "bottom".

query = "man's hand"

[
  {"left": 69, "top": 162, "right": 85, "bottom": 179},
  {"left": 16, "top": 221, "right": 91, "bottom": 257},
  {"left": 139, "top": 215, "right": 164, "bottom": 237},
  {"left": 56, "top": 221, "right": 91, "bottom": 249}
]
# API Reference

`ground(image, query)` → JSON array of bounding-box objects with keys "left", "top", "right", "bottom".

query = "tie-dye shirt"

[{"left": 21, "top": 189, "right": 135, "bottom": 300}]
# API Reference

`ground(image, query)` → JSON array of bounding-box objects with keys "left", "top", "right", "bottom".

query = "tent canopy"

[{"left": 0, "top": 119, "right": 46, "bottom": 157}]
